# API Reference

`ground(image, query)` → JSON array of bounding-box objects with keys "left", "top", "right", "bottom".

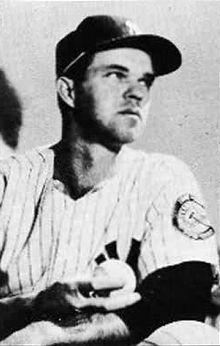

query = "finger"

[
  {"left": 92, "top": 276, "right": 124, "bottom": 291},
  {"left": 58, "top": 276, "right": 124, "bottom": 295},
  {"left": 109, "top": 287, "right": 132, "bottom": 297},
  {"left": 64, "top": 292, "right": 88, "bottom": 310},
  {"left": 104, "top": 292, "right": 141, "bottom": 311},
  {"left": 74, "top": 292, "right": 141, "bottom": 311}
]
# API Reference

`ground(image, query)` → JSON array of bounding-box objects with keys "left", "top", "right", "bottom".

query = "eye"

[
  {"left": 139, "top": 75, "right": 155, "bottom": 89},
  {"left": 105, "top": 71, "right": 126, "bottom": 80}
]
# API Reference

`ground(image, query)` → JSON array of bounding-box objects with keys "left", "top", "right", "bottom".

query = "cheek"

[
  {"left": 141, "top": 100, "right": 151, "bottom": 119},
  {"left": 77, "top": 80, "right": 122, "bottom": 118},
  {"left": 96, "top": 87, "right": 120, "bottom": 111}
]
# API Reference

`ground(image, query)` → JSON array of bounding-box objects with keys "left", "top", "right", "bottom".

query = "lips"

[{"left": 119, "top": 108, "right": 140, "bottom": 118}]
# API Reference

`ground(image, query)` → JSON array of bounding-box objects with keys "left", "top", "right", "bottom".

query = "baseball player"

[{"left": 0, "top": 15, "right": 219, "bottom": 345}]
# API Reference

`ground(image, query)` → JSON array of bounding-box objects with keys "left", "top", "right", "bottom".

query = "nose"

[{"left": 123, "top": 82, "right": 149, "bottom": 103}]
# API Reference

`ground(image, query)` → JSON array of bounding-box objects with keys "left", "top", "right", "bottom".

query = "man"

[{"left": 0, "top": 15, "right": 219, "bottom": 345}]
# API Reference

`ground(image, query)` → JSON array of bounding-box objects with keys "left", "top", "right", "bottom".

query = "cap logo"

[{"left": 125, "top": 20, "right": 142, "bottom": 35}]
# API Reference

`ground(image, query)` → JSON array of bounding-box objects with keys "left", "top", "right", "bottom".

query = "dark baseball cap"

[{"left": 56, "top": 15, "right": 182, "bottom": 77}]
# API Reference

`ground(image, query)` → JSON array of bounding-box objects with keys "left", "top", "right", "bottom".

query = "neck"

[{"left": 53, "top": 131, "right": 121, "bottom": 199}]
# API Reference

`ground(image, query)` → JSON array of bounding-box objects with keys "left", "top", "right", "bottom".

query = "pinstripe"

[
  {"left": 45, "top": 184, "right": 56, "bottom": 286},
  {"left": 0, "top": 147, "right": 218, "bottom": 297},
  {"left": 1, "top": 157, "right": 22, "bottom": 270},
  {"left": 143, "top": 228, "right": 158, "bottom": 273},
  {"left": 141, "top": 179, "right": 174, "bottom": 274},
  {"left": 29, "top": 225, "right": 44, "bottom": 291},
  {"left": 85, "top": 186, "right": 115, "bottom": 269},
  {"left": 142, "top": 214, "right": 158, "bottom": 273},
  {"left": 0, "top": 157, "right": 21, "bottom": 230},
  {"left": 78, "top": 194, "right": 99, "bottom": 272},
  {"left": 87, "top": 190, "right": 103, "bottom": 266},
  {"left": 139, "top": 254, "right": 149, "bottom": 279},
  {"left": 116, "top": 170, "right": 136, "bottom": 256},
  {"left": 74, "top": 196, "right": 91, "bottom": 274},
  {"left": 104, "top": 159, "right": 137, "bottom": 251},
  {"left": 17, "top": 246, "right": 30, "bottom": 294},
  {"left": 149, "top": 201, "right": 163, "bottom": 267},
  {"left": 34, "top": 150, "right": 51, "bottom": 202},
  {"left": 28, "top": 151, "right": 46, "bottom": 206},
  {"left": 16, "top": 262, "right": 22, "bottom": 294},
  {"left": 48, "top": 208, "right": 66, "bottom": 282},
  {"left": 50, "top": 193, "right": 75, "bottom": 282},
  {"left": 60, "top": 200, "right": 77, "bottom": 279},
  {"left": 38, "top": 209, "right": 45, "bottom": 280},
  {"left": 159, "top": 191, "right": 173, "bottom": 267},
  {"left": 7, "top": 158, "right": 34, "bottom": 266},
  {"left": 31, "top": 184, "right": 53, "bottom": 289},
  {"left": 27, "top": 237, "right": 34, "bottom": 288},
  {"left": 46, "top": 186, "right": 65, "bottom": 283},
  {"left": 5, "top": 152, "right": 43, "bottom": 279},
  {"left": 0, "top": 175, "right": 7, "bottom": 206},
  {"left": 120, "top": 158, "right": 147, "bottom": 255}
]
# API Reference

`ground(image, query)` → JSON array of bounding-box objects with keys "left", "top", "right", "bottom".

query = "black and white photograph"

[{"left": 0, "top": 0, "right": 219, "bottom": 344}]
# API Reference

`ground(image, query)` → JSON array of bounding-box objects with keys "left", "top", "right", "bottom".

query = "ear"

[{"left": 56, "top": 77, "right": 75, "bottom": 108}]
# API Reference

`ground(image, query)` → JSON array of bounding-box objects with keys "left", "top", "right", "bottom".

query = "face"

[{"left": 73, "top": 47, "right": 155, "bottom": 146}]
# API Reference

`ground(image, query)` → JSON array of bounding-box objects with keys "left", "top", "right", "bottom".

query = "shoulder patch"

[{"left": 173, "top": 194, "right": 214, "bottom": 240}]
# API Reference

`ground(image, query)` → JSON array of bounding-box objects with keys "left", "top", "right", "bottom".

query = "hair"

[{"left": 0, "top": 69, "right": 22, "bottom": 149}]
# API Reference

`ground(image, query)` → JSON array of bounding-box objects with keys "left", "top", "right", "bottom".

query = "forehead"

[{"left": 88, "top": 47, "right": 153, "bottom": 74}]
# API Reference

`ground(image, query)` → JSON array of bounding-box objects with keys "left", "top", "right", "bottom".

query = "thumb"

[{"left": 104, "top": 292, "right": 141, "bottom": 311}]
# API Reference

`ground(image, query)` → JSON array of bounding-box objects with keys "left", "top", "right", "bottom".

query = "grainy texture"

[{"left": 0, "top": 0, "right": 219, "bottom": 243}]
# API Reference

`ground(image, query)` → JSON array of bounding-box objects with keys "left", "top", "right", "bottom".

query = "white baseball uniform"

[{"left": 0, "top": 145, "right": 218, "bottom": 297}]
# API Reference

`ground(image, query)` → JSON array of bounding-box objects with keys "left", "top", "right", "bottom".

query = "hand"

[
  {"left": 2, "top": 262, "right": 139, "bottom": 344},
  {"left": 71, "top": 288, "right": 141, "bottom": 311},
  {"left": 32, "top": 260, "right": 140, "bottom": 323},
  {"left": 33, "top": 280, "right": 140, "bottom": 320},
  {"left": 32, "top": 274, "right": 140, "bottom": 324}
]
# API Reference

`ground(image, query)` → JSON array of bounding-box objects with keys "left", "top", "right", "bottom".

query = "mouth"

[{"left": 118, "top": 109, "right": 140, "bottom": 118}]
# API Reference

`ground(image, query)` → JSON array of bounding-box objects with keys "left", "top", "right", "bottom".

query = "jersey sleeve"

[{"left": 138, "top": 156, "right": 219, "bottom": 282}]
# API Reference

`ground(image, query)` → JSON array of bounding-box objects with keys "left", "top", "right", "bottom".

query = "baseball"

[
  {"left": 144, "top": 321, "right": 220, "bottom": 345},
  {"left": 93, "top": 259, "right": 136, "bottom": 295}
]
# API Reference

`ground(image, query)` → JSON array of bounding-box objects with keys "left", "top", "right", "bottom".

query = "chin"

[
  {"left": 95, "top": 123, "right": 143, "bottom": 149},
  {"left": 119, "top": 134, "right": 137, "bottom": 144},
  {"left": 99, "top": 131, "right": 137, "bottom": 151},
  {"left": 109, "top": 134, "right": 139, "bottom": 148},
  {"left": 117, "top": 127, "right": 143, "bottom": 143}
]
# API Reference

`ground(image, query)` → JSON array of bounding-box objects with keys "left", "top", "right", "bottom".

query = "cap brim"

[
  {"left": 93, "top": 34, "right": 182, "bottom": 76},
  {"left": 62, "top": 34, "right": 182, "bottom": 77}
]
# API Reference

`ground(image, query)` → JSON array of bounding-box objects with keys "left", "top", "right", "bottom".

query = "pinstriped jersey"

[{"left": 0, "top": 146, "right": 218, "bottom": 297}]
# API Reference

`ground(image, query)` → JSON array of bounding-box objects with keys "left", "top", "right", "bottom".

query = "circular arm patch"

[{"left": 173, "top": 194, "right": 214, "bottom": 240}]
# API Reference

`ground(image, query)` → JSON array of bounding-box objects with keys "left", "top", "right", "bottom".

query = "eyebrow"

[
  {"left": 90, "top": 64, "right": 155, "bottom": 78},
  {"left": 103, "top": 64, "right": 129, "bottom": 72}
]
